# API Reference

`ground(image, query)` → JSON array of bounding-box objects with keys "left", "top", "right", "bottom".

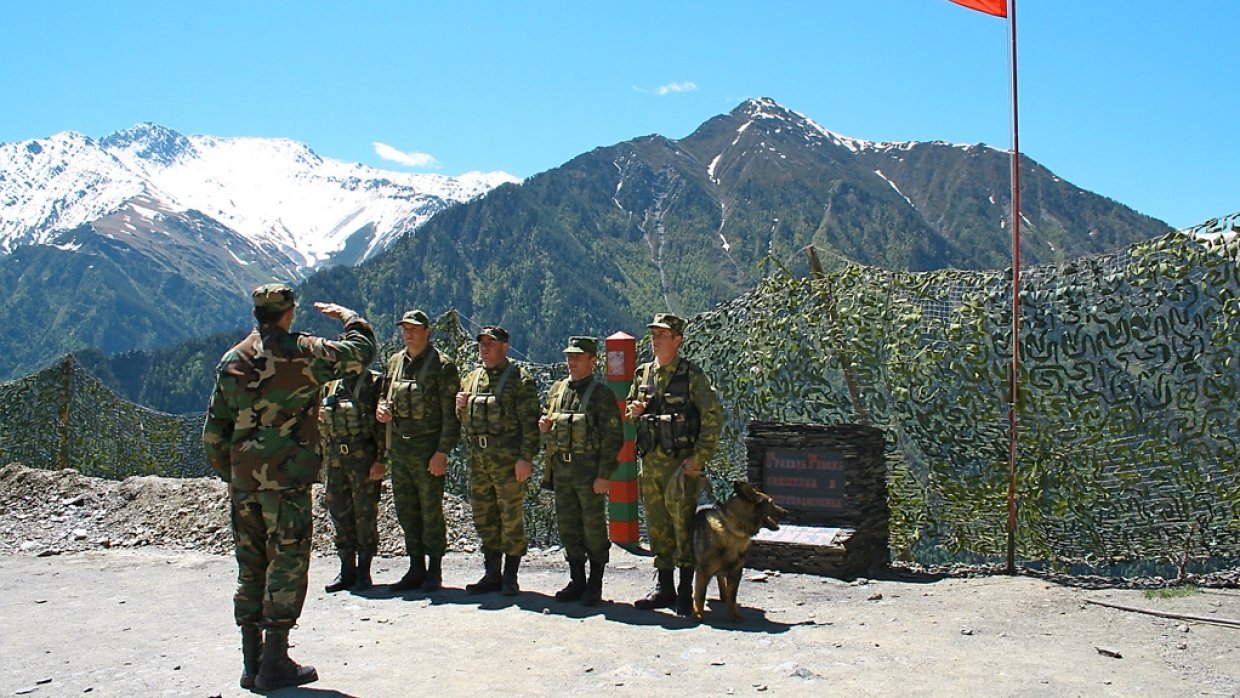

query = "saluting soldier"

[
  {"left": 455, "top": 325, "right": 540, "bottom": 596},
  {"left": 204, "top": 284, "right": 375, "bottom": 691},
  {"left": 319, "top": 364, "right": 386, "bottom": 593},
  {"left": 539, "top": 336, "right": 624, "bottom": 605},
  {"left": 375, "top": 309, "right": 461, "bottom": 593},
  {"left": 625, "top": 313, "right": 724, "bottom": 617}
]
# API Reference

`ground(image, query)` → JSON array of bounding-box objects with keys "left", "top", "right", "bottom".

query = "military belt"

[{"left": 328, "top": 439, "right": 371, "bottom": 455}]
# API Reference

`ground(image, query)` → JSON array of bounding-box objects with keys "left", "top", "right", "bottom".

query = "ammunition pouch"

[
  {"left": 636, "top": 411, "right": 700, "bottom": 457},
  {"left": 390, "top": 379, "right": 428, "bottom": 421},
  {"left": 463, "top": 393, "right": 504, "bottom": 437}
]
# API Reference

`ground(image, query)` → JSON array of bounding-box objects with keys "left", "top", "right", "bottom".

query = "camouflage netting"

[
  {"left": 3, "top": 222, "right": 1239, "bottom": 569},
  {"left": 688, "top": 221, "right": 1240, "bottom": 569}
]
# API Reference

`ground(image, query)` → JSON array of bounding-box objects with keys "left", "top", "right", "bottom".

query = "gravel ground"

[{"left": 1, "top": 462, "right": 1238, "bottom": 697}]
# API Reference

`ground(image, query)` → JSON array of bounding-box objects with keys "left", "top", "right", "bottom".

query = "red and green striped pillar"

[{"left": 605, "top": 331, "right": 640, "bottom": 545}]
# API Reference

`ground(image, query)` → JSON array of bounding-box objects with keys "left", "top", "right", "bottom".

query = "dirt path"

[{"left": 2, "top": 548, "right": 1237, "bottom": 697}]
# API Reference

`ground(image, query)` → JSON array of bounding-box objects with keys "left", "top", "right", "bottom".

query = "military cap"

[
  {"left": 647, "top": 312, "right": 686, "bottom": 336},
  {"left": 562, "top": 336, "right": 598, "bottom": 354},
  {"left": 477, "top": 325, "right": 510, "bottom": 343},
  {"left": 396, "top": 309, "right": 430, "bottom": 326},
  {"left": 252, "top": 283, "right": 296, "bottom": 312}
]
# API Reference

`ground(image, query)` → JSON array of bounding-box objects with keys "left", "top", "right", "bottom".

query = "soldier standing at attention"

[
  {"left": 375, "top": 310, "right": 461, "bottom": 593},
  {"left": 626, "top": 313, "right": 723, "bottom": 618},
  {"left": 319, "top": 364, "right": 386, "bottom": 593},
  {"left": 539, "top": 336, "right": 624, "bottom": 605},
  {"left": 203, "top": 284, "right": 375, "bottom": 691},
  {"left": 455, "top": 326, "right": 540, "bottom": 595}
]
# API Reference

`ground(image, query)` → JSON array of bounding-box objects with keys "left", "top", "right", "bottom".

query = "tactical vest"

[
  {"left": 547, "top": 378, "right": 600, "bottom": 457},
  {"left": 387, "top": 351, "right": 437, "bottom": 422},
  {"left": 635, "top": 359, "right": 701, "bottom": 457},
  {"left": 322, "top": 377, "right": 370, "bottom": 441},
  {"left": 461, "top": 364, "right": 516, "bottom": 437}
]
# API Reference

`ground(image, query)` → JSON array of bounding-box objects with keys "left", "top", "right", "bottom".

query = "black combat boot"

[
  {"left": 354, "top": 552, "right": 374, "bottom": 591},
  {"left": 501, "top": 554, "right": 522, "bottom": 596},
  {"left": 389, "top": 554, "right": 426, "bottom": 592},
  {"left": 465, "top": 552, "right": 503, "bottom": 594},
  {"left": 554, "top": 560, "right": 587, "bottom": 602},
  {"left": 323, "top": 551, "right": 356, "bottom": 593},
  {"left": 581, "top": 559, "right": 605, "bottom": 607},
  {"left": 239, "top": 625, "right": 262, "bottom": 689},
  {"left": 421, "top": 554, "right": 443, "bottom": 592},
  {"left": 254, "top": 628, "right": 318, "bottom": 691},
  {"left": 633, "top": 568, "right": 676, "bottom": 610},
  {"left": 675, "top": 566, "right": 695, "bottom": 618}
]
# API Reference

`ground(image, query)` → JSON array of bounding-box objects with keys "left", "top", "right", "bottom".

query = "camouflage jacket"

[
  {"left": 543, "top": 374, "right": 625, "bottom": 480},
  {"left": 458, "top": 359, "right": 541, "bottom": 462},
  {"left": 626, "top": 354, "right": 724, "bottom": 465},
  {"left": 203, "top": 311, "right": 376, "bottom": 491},
  {"left": 379, "top": 344, "right": 461, "bottom": 454}
]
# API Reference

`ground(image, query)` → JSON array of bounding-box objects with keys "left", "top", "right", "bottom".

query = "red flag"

[{"left": 949, "top": 0, "right": 1006, "bottom": 17}]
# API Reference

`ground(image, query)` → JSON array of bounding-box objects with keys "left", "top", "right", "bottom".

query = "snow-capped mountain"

[{"left": 0, "top": 122, "right": 518, "bottom": 272}]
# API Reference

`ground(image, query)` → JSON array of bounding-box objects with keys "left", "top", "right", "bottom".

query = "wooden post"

[{"left": 58, "top": 354, "right": 74, "bottom": 471}]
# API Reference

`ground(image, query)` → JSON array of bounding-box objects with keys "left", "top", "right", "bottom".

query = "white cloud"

[
  {"left": 373, "top": 142, "right": 439, "bottom": 169},
  {"left": 633, "top": 81, "right": 700, "bottom": 96},
  {"left": 656, "top": 81, "right": 699, "bottom": 96}
]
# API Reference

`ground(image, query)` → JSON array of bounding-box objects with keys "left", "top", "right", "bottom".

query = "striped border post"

[{"left": 605, "top": 331, "right": 640, "bottom": 545}]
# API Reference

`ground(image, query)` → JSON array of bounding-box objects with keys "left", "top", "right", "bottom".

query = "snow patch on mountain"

[{"left": 0, "top": 123, "right": 519, "bottom": 268}]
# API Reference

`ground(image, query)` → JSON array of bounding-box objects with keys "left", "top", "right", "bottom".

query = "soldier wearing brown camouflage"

[
  {"left": 455, "top": 325, "right": 540, "bottom": 596},
  {"left": 204, "top": 283, "right": 375, "bottom": 691},
  {"left": 539, "top": 336, "right": 624, "bottom": 606},
  {"left": 625, "top": 312, "right": 724, "bottom": 618},
  {"left": 319, "top": 367, "right": 386, "bottom": 593}
]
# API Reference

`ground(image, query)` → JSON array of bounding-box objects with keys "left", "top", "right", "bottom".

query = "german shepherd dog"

[{"left": 690, "top": 481, "right": 788, "bottom": 622}]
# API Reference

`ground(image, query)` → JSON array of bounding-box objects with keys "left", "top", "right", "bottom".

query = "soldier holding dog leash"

[{"left": 626, "top": 313, "right": 724, "bottom": 618}]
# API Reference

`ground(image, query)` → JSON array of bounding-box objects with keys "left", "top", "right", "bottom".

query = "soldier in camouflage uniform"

[
  {"left": 539, "top": 336, "right": 624, "bottom": 606},
  {"left": 203, "top": 283, "right": 375, "bottom": 691},
  {"left": 319, "top": 366, "right": 386, "bottom": 593},
  {"left": 455, "top": 325, "right": 540, "bottom": 596},
  {"left": 375, "top": 309, "right": 461, "bottom": 593},
  {"left": 625, "top": 313, "right": 723, "bottom": 618}
]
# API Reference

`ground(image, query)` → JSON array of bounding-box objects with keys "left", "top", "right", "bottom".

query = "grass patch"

[{"left": 1143, "top": 585, "right": 1199, "bottom": 600}]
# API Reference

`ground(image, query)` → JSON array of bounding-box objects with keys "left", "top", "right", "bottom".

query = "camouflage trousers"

[
  {"left": 230, "top": 485, "right": 312, "bottom": 630},
  {"left": 553, "top": 455, "right": 610, "bottom": 564},
  {"left": 639, "top": 451, "right": 700, "bottom": 570},
  {"left": 324, "top": 449, "right": 381, "bottom": 555},
  {"left": 388, "top": 438, "right": 446, "bottom": 557},
  {"left": 466, "top": 446, "right": 528, "bottom": 556}
]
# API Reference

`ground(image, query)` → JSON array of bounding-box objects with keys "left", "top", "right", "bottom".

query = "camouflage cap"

[
  {"left": 477, "top": 325, "right": 510, "bottom": 343},
  {"left": 396, "top": 309, "right": 430, "bottom": 326},
  {"left": 647, "top": 312, "right": 686, "bottom": 336},
  {"left": 252, "top": 283, "right": 296, "bottom": 312},
  {"left": 562, "top": 336, "right": 598, "bottom": 354}
]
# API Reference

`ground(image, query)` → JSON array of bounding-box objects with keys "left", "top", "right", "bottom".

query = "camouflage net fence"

[{"left": 3, "top": 222, "right": 1238, "bottom": 570}]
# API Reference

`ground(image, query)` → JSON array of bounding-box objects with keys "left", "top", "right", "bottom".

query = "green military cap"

[
  {"left": 396, "top": 309, "right": 430, "bottom": 326},
  {"left": 477, "top": 325, "right": 510, "bottom": 343},
  {"left": 562, "top": 336, "right": 598, "bottom": 354},
  {"left": 647, "top": 312, "right": 686, "bottom": 336},
  {"left": 252, "top": 283, "right": 296, "bottom": 312}
]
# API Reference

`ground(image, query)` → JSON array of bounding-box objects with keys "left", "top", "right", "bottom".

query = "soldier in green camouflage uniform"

[
  {"left": 539, "top": 336, "right": 624, "bottom": 606},
  {"left": 625, "top": 313, "right": 723, "bottom": 618},
  {"left": 203, "top": 283, "right": 375, "bottom": 691},
  {"left": 319, "top": 367, "right": 385, "bottom": 593},
  {"left": 455, "top": 325, "right": 540, "bottom": 596},
  {"left": 375, "top": 309, "right": 461, "bottom": 593}
]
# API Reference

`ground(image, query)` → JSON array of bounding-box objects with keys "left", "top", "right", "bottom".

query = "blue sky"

[{"left": 2, "top": 1, "right": 1236, "bottom": 230}]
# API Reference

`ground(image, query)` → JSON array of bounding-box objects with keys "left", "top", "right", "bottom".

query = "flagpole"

[{"left": 1005, "top": 0, "right": 1021, "bottom": 576}]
